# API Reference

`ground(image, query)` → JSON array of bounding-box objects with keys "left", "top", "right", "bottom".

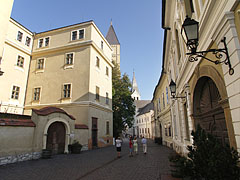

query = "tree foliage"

[{"left": 112, "top": 62, "right": 135, "bottom": 137}]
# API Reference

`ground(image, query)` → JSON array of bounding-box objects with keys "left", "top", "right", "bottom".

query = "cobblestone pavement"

[{"left": 0, "top": 139, "right": 181, "bottom": 180}]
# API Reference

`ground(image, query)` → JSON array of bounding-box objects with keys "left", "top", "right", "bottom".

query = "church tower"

[
  {"left": 106, "top": 21, "right": 120, "bottom": 67},
  {"left": 131, "top": 71, "right": 141, "bottom": 100}
]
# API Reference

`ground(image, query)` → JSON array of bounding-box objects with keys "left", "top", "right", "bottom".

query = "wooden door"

[
  {"left": 47, "top": 122, "right": 66, "bottom": 154},
  {"left": 92, "top": 117, "right": 98, "bottom": 148}
]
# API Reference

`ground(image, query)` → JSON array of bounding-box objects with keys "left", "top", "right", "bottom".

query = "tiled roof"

[
  {"left": 75, "top": 124, "right": 88, "bottom": 129},
  {"left": 137, "top": 102, "right": 154, "bottom": 116},
  {"left": 0, "top": 113, "right": 35, "bottom": 127},
  {"left": 106, "top": 25, "right": 120, "bottom": 45},
  {"left": 32, "top": 107, "right": 75, "bottom": 120},
  {"left": 134, "top": 100, "right": 151, "bottom": 109}
]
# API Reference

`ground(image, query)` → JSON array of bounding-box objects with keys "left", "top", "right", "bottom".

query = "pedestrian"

[
  {"left": 133, "top": 136, "right": 138, "bottom": 155},
  {"left": 129, "top": 136, "right": 133, "bottom": 157},
  {"left": 115, "top": 137, "right": 122, "bottom": 158},
  {"left": 141, "top": 136, "right": 147, "bottom": 154}
]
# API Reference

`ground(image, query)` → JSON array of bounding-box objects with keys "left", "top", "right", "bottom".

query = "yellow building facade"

[{"left": 155, "top": 0, "right": 240, "bottom": 154}]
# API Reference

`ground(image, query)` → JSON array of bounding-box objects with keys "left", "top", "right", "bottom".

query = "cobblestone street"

[{"left": 0, "top": 139, "right": 181, "bottom": 180}]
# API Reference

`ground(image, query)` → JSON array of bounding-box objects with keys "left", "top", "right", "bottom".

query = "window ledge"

[
  {"left": 61, "top": 98, "right": 72, "bottom": 103},
  {"left": 14, "top": 66, "right": 24, "bottom": 72},
  {"left": 35, "top": 69, "right": 44, "bottom": 74},
  {"left": 64, "top": 64, "right": 74, "bottom": 70},
  {"left": 31, "top": 101, "right": 40, "bottom": 105}
]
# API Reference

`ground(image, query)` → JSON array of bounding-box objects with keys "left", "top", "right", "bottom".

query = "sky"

[{"left": 11, "top": 0, "right": 164, "bottom": 100}]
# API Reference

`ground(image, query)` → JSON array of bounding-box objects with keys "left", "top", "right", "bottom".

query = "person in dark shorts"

[{"left": 115, "top": 137, "right": 122, "bottom": 158}]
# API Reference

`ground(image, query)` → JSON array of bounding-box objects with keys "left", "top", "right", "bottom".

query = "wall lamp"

[
  {"left": 169, "top": 79, "right": 187, "bottom": 99},
  {"left": 181, "top": 16, "right": 234, "bottom": 75},
  {"left": 0, "top": 70, "right": 3, "bottom": 76}
]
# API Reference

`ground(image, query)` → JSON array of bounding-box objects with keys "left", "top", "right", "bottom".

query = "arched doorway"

[
  {"left": 46, "top": 122, "right": 66, "bottom": 154},
  {"left": 193, "top": 76, "right": 229, "bottom": 144}
]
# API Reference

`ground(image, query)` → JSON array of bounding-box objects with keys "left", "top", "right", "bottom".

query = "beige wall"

[
  {"left": 0, "top": 19, "right": 33, "bottom": 114},
  {"left": 0, "top": 0, "right": 14, "bottom": 58},
  {"left": 0, "top": 126, "right": 34, "bottom": 156}
]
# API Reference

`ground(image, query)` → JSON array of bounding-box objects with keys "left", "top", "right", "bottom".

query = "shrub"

[
  {"left": 70, "top": 140, "right": 82, "bottom": 154},
  {"left": 170, "top": 125, "right": 240, "bottom": 180}
]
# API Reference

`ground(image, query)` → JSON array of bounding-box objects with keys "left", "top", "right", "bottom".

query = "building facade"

[
  {"left": 24, "top": 21, "right": 114, "bottom": 150},
  {"left": 156, "top": 0, "right": 240, "bottom": 154},
  {"left": 0, "top": 18, "right": 33, "bottom": 114}
]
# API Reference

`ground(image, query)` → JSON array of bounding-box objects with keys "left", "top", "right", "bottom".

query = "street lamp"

[
  {"left": 169, "top": 79, "right": 186, "bottom": 99},
  {"left": 181, "top": 16, "right": 234, "bottom": 75}
]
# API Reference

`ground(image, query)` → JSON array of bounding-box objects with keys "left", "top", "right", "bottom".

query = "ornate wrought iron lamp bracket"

[{"left": 186, "top": 37, "right": 234, "bottom": 75}]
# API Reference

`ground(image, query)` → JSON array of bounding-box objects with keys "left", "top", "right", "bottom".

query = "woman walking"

[
  {"left": 133, "top": 136, "right": 138, "bottom": 155},
  {"left": 129, "top": 136, "right": 133, "bottom": 157}
]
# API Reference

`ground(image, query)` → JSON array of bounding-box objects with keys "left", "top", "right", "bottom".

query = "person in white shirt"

[
  {"left": 141, "top": 136, "right": 147, "bottom": 154},
  {"left": 115, "top": 137, "right": 122, "bottom": 158}
]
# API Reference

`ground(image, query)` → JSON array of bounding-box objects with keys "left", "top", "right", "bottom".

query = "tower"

[
  {"left": 106, "top": 21, "right": 120, "bottom": 67},
  {"left": 131, "top": 71, "right": 141, "bottom": 100}
]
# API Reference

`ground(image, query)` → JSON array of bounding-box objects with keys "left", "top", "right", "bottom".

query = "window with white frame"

[
  {"left": 17, "top": 31, "right": 23, "bottom": 42},
  {"left": 101, "top": 41, "right": 103, "bottom": 49},
  {"left": 38, "top": 37, "right": 50, "bottom": 48},
  {"left": 71, "top": 29, "right": 84, "bottom": 41},
  {"left": 45, "top": 37, "right": 50, "bottom": 46},
  {"left": 96, "top": 86, "right": 100, "bottom": 101},
  {"left": 96, "top": 57, "right": 100, "bottom": 68},
  {"left": 106, "top": 66, "right": 109, "bottom": 76},
  {"left": 11, "top": 86, "right": 20, "bottom": 100},
  {"left": 25, "top": 36, "right": 31, "bottom": 46},
  {"left": 106, "top": 92, "right": 109, "bottom": 104},
  {"left": 37, "top": 58, "right": 44, "bottom": 70},
  {"left": 63, "top": 84, "right": 71, "bottom": 98},
  {"left": 158, "top": 98, "right": 161, "bottom": 112},
  {"left": 66, "top": 53, "right": 74, "bottom": 65},
  {"left": 166, "top": 87, "right": 169, "bottom": 104},
  {"left": 17, "top": 55, "right": 24, "bottom": 68},
  {"left": 162, "top": 93, "right": 165, "bottom": 108},
  {"left": 33, "top": 87, "right": 41, "bottom": 101}
]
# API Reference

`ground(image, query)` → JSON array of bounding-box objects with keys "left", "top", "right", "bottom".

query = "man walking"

[{"left": 141, "top": 136, "right": 147, "bottom": 154}]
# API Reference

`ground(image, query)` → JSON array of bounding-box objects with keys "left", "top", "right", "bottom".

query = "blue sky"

[{"left": 11, "top": 0, "right": 164, "bottom": 100}]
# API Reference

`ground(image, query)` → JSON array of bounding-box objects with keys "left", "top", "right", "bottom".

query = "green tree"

[{"left": 112, "top": 62, "right": 135, "bottom": 137}]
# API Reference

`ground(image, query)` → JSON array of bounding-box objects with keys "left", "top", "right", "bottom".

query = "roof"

[
  {"left": 134, "top": 100, "right": 151, "bottom": 109},
  {"left": 32, "top": 107, "right": 75, "bottom": 120},
  {"left": 106, "top": 24, "right": 120, "bottom": 45},
  {"left": 137, "top": 102, "right": 154, "bottom": 116},
  {"left": 132, "top": 71, "right": 140, "bottom": 94},
  {"left": 75, "top": 124, "right": 88, "bottom": 129},
  {"left": 0, "top": 113, "right": 35, "bottom": 127}
]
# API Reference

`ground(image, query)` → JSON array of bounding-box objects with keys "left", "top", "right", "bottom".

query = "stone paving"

[{"left": 0, "top": 139, "right": 181, "bottom": 180}]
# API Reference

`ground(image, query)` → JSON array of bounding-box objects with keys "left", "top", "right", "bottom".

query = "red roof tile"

[
  {"left": 32, "top": 107, "right": 75, "bottom": 120},
  {"left": 0, "top": 118, "right": 35, "bottom": 127},
  {"left": 75, "top": 124, "right": 88, "bottom": 129}
]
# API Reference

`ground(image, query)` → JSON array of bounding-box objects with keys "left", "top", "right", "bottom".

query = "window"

[
  {"left": 38, "top": 39, "right": 43, "bottom": 48},
  {"left": 158, "top": 98, "right": 161, "bottom": 112},
  {"left": 66, "top": 53, "right": 74, "bottom": 65},
  {"left": 148, "top": 128, "right": 150, "bottom": 133},
  {"left": 72, "top": 31, "right": 77, "bottom": 40},
  {"left": 106, "top": 92, "right": 109, "bottom": 104},
  {"left": 79, "top": 29, "right": 84, "bottom": 39},
  {"left": 71, "top": 29, "right": 84, "bottom": 41},
  {"left": 96, "top": 86, "right": 100, "bottom": 101},
  {"left": 166, "top": 87, "right": 169, "bottom": 104},
  {"left": 63, "top": 84, "right": 71, "bottom": 98},
  {"left": 38, "top": 37, "right": 49, "bottom": 48},
  {"left": 33, "top": 87, "right": 41, "bottom": 101},
  {"left": 96, "top": 57, "right": 100, "bottom": 68},
  {"left": 37, "top": 58, "right": 44, "bottom": 69},
  {"left": 185, "top": 0, "right": 194, "bottom": 18},
  {"left": 162, "top": 93, "right": 165, "bottom": 108},
  {"left": 106, "top": 66, "right": 109, "bottom": 76},
  {"left": 11, "top": 86, "right": 20, "bottom": 100},
  {"left": 168, "top": 125, "right": 172, "bottom": 137},
  {"left": 45, "top": 37, "right": 49, "bottom": 46},
  {"left": 25, "top": 36, "right": 31, "bottom": 46},
  {"left": 175, "top": 29, "right": 181, "bottom": 61},
  {"left": 17, "top": 55, "right": 24, "bottom": 68},
  {"left": 106, "top": 121, "right": 110, "bottom": 135},
  {"left": 17, "top": 31, "right": 23, "bottom": 42},
  {"left": 101, "top": 41, "right": 103, "bottom": 49}
]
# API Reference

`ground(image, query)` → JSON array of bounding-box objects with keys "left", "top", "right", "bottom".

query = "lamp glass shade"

[
  {"left": 169, "top": 80, "right": 176, "bottom": 94},
  {"left": 182, "top": 17, "right": 199, "bottom": 42}
]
